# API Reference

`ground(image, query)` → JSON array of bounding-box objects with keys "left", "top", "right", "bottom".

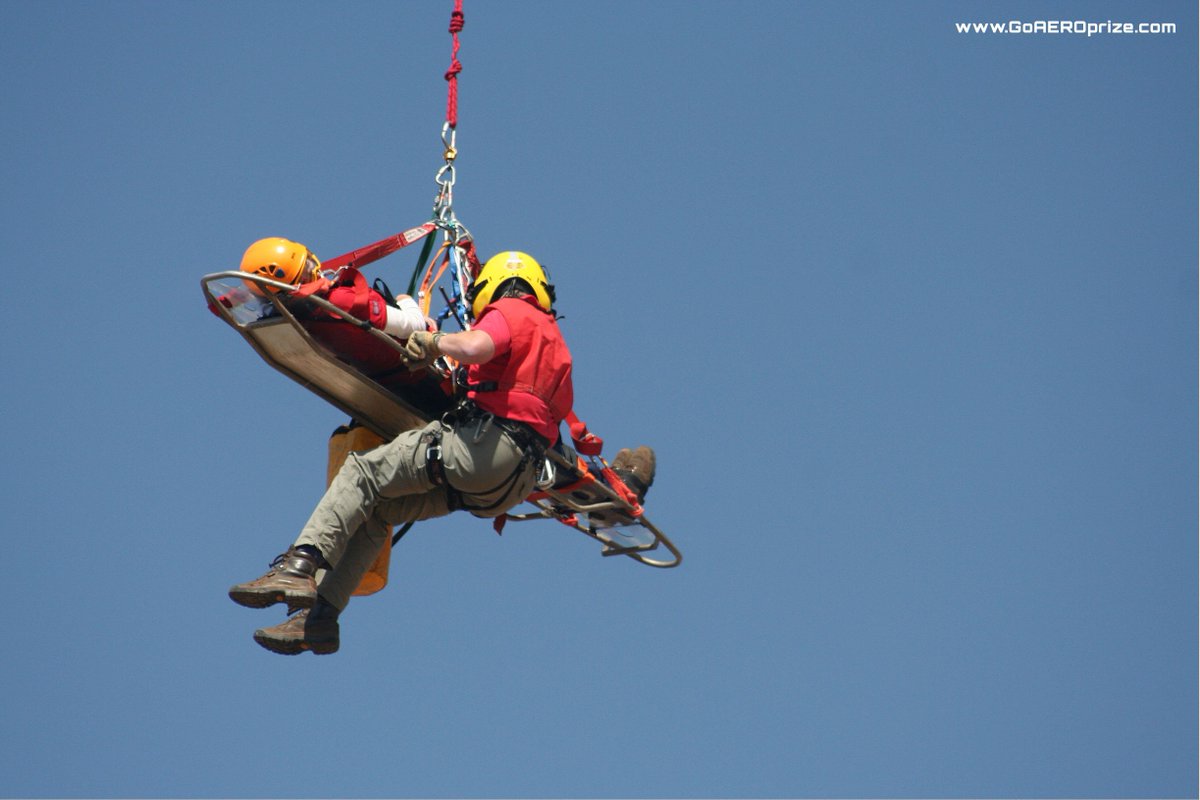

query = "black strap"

[
  {"left": 423, "top": 410, "right": 543, "bottom": 515},
  {"left": 456, "top": 448, "right": 536, "bottom": 515},
  {"left": 454, "top": 366, "right": 497, "bottom": 393},
  {"left": 449, "top": 398, "right": 548, "bottom": 453},
  {"left": 391, "top": 521, "right": 414, "bottom": 547},
  {"left": 373, "top": 276, "right": 397, "bottom": 306},
  {"left": 423, "top": 429, "right": 447, "bottom": 487}
]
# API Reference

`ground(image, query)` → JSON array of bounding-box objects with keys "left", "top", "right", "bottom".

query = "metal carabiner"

[
  {"left": 536, "top": 455, "right": 557, "bottom": 490},
  {"left": 433, "top": 122, "right": 458, "bottom": 224},
  {"left": 432, "top": 178, "right": 455, "bottom": 226},
  {"left": 440, "top": 121, "right": 458, "bottom": 164}
]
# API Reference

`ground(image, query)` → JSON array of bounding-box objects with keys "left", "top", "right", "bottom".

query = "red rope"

[{"left": 444, "top": 0, "right": 464, "bottom": 128}]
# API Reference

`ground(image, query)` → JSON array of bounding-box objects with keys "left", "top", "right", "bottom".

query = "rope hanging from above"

[{"left": 444, "top": 0, "right": 464, "bottom": 129}]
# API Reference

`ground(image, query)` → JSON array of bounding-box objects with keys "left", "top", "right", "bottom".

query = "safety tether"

[
  {"left": 393, "top": 7, "right": 465, "bottom": 549},
  {"left": 417, "top": 0, "right": 475, "bottom": 327},
  {"left": 444, "top": 0, "right": 464, "bottom": 130}
]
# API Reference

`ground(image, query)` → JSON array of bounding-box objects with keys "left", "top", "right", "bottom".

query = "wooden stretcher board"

[{"left": 201, "top": 270, "right": 681, "bottom": 568}]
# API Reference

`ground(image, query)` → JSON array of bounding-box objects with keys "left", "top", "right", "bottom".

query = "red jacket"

[{"left": 468, "top": 296, "right": 573, "bottom": 442}]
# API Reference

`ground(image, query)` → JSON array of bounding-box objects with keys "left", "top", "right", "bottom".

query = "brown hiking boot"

[
  {"left": 612, "top": 446, "right": 656, "bottom": 503},
  {"left": 228, "top": 548, "right": 319, "bottom": 610},
  {"left": 253, "top": 600, "right": 340, "bottom": 656}
]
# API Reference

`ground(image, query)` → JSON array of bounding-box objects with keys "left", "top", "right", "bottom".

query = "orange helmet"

[{"left": 240, "top": 238, "right": 321, "bottom": 293}]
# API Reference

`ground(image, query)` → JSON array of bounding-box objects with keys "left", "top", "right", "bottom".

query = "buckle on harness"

[{"left": 424, "top": 432, "right": 446, "bottom": 487}]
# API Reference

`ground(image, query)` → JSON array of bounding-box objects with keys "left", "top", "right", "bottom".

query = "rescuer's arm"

[
  {"left": 433, "top": 329, "right": 495, "bottom": 364},
  {"left": 403, "top": 329, "right": 495, "bottom": 369}
]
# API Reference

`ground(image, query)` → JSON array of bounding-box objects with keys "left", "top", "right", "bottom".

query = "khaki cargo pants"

[{"left": 294, "top": 416, "right": 539, "bottom": 609}]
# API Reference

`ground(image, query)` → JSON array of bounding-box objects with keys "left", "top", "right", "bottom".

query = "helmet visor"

[{"left": 299, "top": 253, "right": 322, "bottom": 284}]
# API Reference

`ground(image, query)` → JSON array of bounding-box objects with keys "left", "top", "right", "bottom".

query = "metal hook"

[
  {"left": 536, "top": 456, "right": 557, "bottom": 490},
  {"left": 472, "top": 412, "right": 494, "bottom": 443},
  {"left": 440, "top": 122, "right": 457, "bottom": 162}
]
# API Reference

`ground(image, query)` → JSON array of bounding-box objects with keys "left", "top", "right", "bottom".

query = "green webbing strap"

[{"left": 407, "top": 233, "right": 437, "bottom": 297}]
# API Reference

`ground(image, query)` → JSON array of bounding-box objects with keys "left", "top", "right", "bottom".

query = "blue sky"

[{"left": 1, "top": 1, "right": 1195, "bottom": 797}]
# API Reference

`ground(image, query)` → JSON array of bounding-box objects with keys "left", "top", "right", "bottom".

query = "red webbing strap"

[
  {"left": 342, "top": 268, "right": 371, "bottom": 316},
  {"left": 322, "top": 223, "right": 436, "bottom": 271},
  {"left": 567, "top": 411, "right": 603, "bottom": 456},
  {"left": 460, "top": 237, "right": 482, "bottom": 278},
  {"left": 526, "top": 473, "right": 596, "bottom": 505},
  {"left": 294, "top": 268, "right": 369, "bottom": 314},
  {"left": 445, "top": 0, "right": 464, "bottom": 129},
  {"left": 294, "top": 276, "right": 331, "bottom": 298}
]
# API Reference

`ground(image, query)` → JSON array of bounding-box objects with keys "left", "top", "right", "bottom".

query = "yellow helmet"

[
  {"left": 240, "top": 237, "right": 321, "bottom": 293},
  {"left": 469, "top": 251, "right": 555, "bottom": 318}
]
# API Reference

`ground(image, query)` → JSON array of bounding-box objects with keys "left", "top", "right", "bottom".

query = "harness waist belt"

[{"left": 453, "top": 400, "right": 549, "bottom": 455}]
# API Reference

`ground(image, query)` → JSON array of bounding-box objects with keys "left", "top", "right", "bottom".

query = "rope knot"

[
  {"left": 444, "top": 58, "right": 462, "bottom": 82},
  {"left": 448, "top": 10, "right": 464, "bottom": 34}
]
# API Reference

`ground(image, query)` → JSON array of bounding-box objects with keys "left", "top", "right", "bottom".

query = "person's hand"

[{"left": 404, "top": 331, "right": 443, "bottom": 371}]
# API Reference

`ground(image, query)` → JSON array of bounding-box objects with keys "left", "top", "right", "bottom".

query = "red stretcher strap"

[
  {"left": 322, "top": 223, "right": 437, "bottom": 271},
  {"left": 567, "top": 411, "right": 602, "bottom": 456},
  {"left": 293, "top": 268, "right": 373, "bottom": 321},
  {"left": 294, "top": 276, "right": 331, "bottom": 298}
]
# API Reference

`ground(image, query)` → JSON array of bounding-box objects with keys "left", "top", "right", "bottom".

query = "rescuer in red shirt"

[{"left": 228, "top": 251, "right": 654, "bottom": 655}]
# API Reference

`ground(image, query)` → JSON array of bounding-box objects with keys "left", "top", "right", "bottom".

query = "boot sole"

[
  {"left": 228, "top": 587, "right": 316, "bottom": 610},
  {"left": 253, "top": 630, "right": 338, "bottom": 655}
]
